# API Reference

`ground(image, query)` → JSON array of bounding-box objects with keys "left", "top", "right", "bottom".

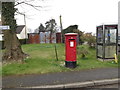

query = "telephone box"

[
  {"left": 96, "top": 24, "right": 118, "bottom": 60},
  {"left": 65, "top": 33, "right": 78, "bottom": 68}
]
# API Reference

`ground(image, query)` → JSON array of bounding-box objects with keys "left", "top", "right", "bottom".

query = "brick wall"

[{"left": 28, "top": 34, "right": 40, "bottom": 44}]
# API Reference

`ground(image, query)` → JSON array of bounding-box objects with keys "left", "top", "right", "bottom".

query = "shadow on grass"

[{"left": 79, "top": 57, "right": 89, "bottom": 60}]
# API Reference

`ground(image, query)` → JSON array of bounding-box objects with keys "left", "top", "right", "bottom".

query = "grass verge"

[{"left": 2, "top": 44, "right": 119, "bottom": 76}]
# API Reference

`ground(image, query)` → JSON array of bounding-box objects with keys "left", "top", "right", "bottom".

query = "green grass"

[{"left": 2, "top": 44, "right": 119, "bottom": 76}]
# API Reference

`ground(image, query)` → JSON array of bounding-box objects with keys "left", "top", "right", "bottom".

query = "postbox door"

[{"left": 67, "top": 39, "right": 76, "bottom": 61}]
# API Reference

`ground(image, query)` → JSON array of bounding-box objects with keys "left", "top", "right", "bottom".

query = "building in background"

[
  {"left": 40, "top": 31, "right": 56, "bottom": 43},
  {"left": 28, "top": 31, "right": 58, "bottom": 44},
  {"left": 28, "top": 26, "right": 62, "bottom": 44},
  {"left": 28, "top": 33, "right": 40, "bottom": 44},
  {"left": 56, "top": 32, "right": 62, "bottom": 43},
  {"left": 16, "top": 25, "right": 28, "bottom": 40},
  {"left": 0, "top": 25, "right": 28, "bottom": 49}
]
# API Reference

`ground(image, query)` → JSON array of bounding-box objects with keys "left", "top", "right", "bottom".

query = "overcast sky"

[{"left": 15, "top": 0, "right": 120, "bottom": 33}]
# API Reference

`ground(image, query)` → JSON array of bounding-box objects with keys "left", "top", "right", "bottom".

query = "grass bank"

[{"left": 2, "top": 44, "right": 119, "bottom": 76}]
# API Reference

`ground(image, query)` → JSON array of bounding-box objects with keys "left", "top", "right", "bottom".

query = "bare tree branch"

[
  {"left": 24, "top": 2, "right": 42, "bottom": 11},
  {"left": 15, "top": 1, "right": 42, "bottom": 11},
  {"left": 24, "top": 2, "right": 42, "bottom": 8},
  {"left": 16, "top": 10, "right": 24, "bottom": 15},
  {"left": 15, "top": 1, "right": 42, "bottom": 7},
  {"left": 16, "top": 9, "right": 36, "bottom": 20},
  {"left": 15, "top": 2, "right": 25, "bottom": 6}
]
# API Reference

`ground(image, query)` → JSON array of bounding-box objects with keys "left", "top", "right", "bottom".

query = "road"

[{"left": 3, "top": 68, "right": 118, "bottom": 88}]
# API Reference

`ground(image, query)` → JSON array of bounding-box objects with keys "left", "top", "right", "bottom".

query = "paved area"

[
  {"left": 2, "top": 67, "right": 119, "bottom": 88},
  {"left": 89, "top": 83, "right": 119, "bottom": 88}
]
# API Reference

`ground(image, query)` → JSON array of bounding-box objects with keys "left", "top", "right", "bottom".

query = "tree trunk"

[
  {"left": 45, "top": 33, "right": 46, "bottom": 43},
  {"left": 2, "top": 30, "right": 27, "bottom": 62},
  {"left": 49, "top": 31, "right": 53, "bottom": 43},
  {"left": 2, "top": 2, "right": 27, "bottom": 62}
]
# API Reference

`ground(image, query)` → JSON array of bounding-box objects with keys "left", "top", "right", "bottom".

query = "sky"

[{"left": 15, "top": 0, "right": 120, "bottom": 33}]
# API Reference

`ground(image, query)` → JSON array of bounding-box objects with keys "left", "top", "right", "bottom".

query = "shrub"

[{"left": 77, "top": 45, "right": 89, "bottom": 58}]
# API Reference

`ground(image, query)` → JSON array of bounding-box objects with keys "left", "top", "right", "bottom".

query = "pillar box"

[{"left": 65, "top": 33, "right": 78, "bottom": 68}]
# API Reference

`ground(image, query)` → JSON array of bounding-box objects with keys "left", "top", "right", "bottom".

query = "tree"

[
  {"left": 2, "top": 0, "right": 45, "bottom": 62},
  {"left": 73, "top": 29, "right": 84, "bottom": 45},
  {"left": 62, "top": 25, "right": 83, "bottom": 44},
  {"left": 81, "top": 33, "right": 96, "bottom": 48},
  {"left": 2, "top": 2, "right": 27, "bottom": 62},
  {"left": 62, "top": 25, "right": 78, "bottom": 34},
  {"left": 45, "top": 19, "right": 57, "bottom": 43},
  {"left": 34, "top": 23, "right": 45, "bottom": 33},
  {"left": 87, "top": 35, "right": 96, "bottom": 48},
  {"left": 39, "top": 23, "right": 45, "bottom": 32},
  {"left": 77, "top": 45, "right": 89, "bottom": 58}
]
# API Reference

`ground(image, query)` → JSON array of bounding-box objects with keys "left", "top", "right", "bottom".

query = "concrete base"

[
  {"left": 65, "top": 61, "right": 76, "bottom": 68},
  {"left": 97, "top": 58, "right": 114, "bottom": 62},
  {"left": 24, "top": 78, "right": 119, "bottom": 88}
]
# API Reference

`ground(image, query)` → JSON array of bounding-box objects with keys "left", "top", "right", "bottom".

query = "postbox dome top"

[{"left": 65, "top": 33, "right": 78, "bottom": 36}]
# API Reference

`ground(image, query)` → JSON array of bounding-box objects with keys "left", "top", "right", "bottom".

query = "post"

[
  {"left": 60, "top": 15, "right": 63, "bottom": 32},
  {"left": 118, "top": 1, "right": 120, "bottom": 54},
  {"left": 60, "top": 15, "right": 63, "bottom": 43},
  {"left": 24, "top": 14, "right": 27, "bottom": 44},
  {"left": 54, "top": 44, "right": 58, "bottom": 61},
  {"left": 103, "top": 24, "right": 105, "bottom": 61}
]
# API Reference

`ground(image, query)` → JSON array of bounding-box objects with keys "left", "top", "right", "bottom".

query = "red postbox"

[{"left": 65, "top": 33, "right": 78, "bottom": 68}]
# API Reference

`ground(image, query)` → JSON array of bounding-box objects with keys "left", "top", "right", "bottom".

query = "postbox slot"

[{"left": 69, "top": 39, "right": 75, "bottom": 40}]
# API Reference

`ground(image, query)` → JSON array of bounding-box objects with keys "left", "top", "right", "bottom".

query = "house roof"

[{"left": 16, "top": 25, "right": 25, "bottom": 34}]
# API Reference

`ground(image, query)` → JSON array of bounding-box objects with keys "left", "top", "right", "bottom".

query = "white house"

[
  {"left": 0, "top": 32, "right": 3, "bottom": 41},
  {"left": 0, "top": 21, "right": 3, "bottom": 41},
  {"left": 16, "top": 25, "right": 28, "bottom": 40},
  {"left": 0, "top": 25, "right": 28, "bottom": 41}
]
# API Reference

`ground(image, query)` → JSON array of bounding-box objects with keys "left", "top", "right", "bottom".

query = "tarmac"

[{"left": 2, "top": 67, "right": 120, "bottom": 89}]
